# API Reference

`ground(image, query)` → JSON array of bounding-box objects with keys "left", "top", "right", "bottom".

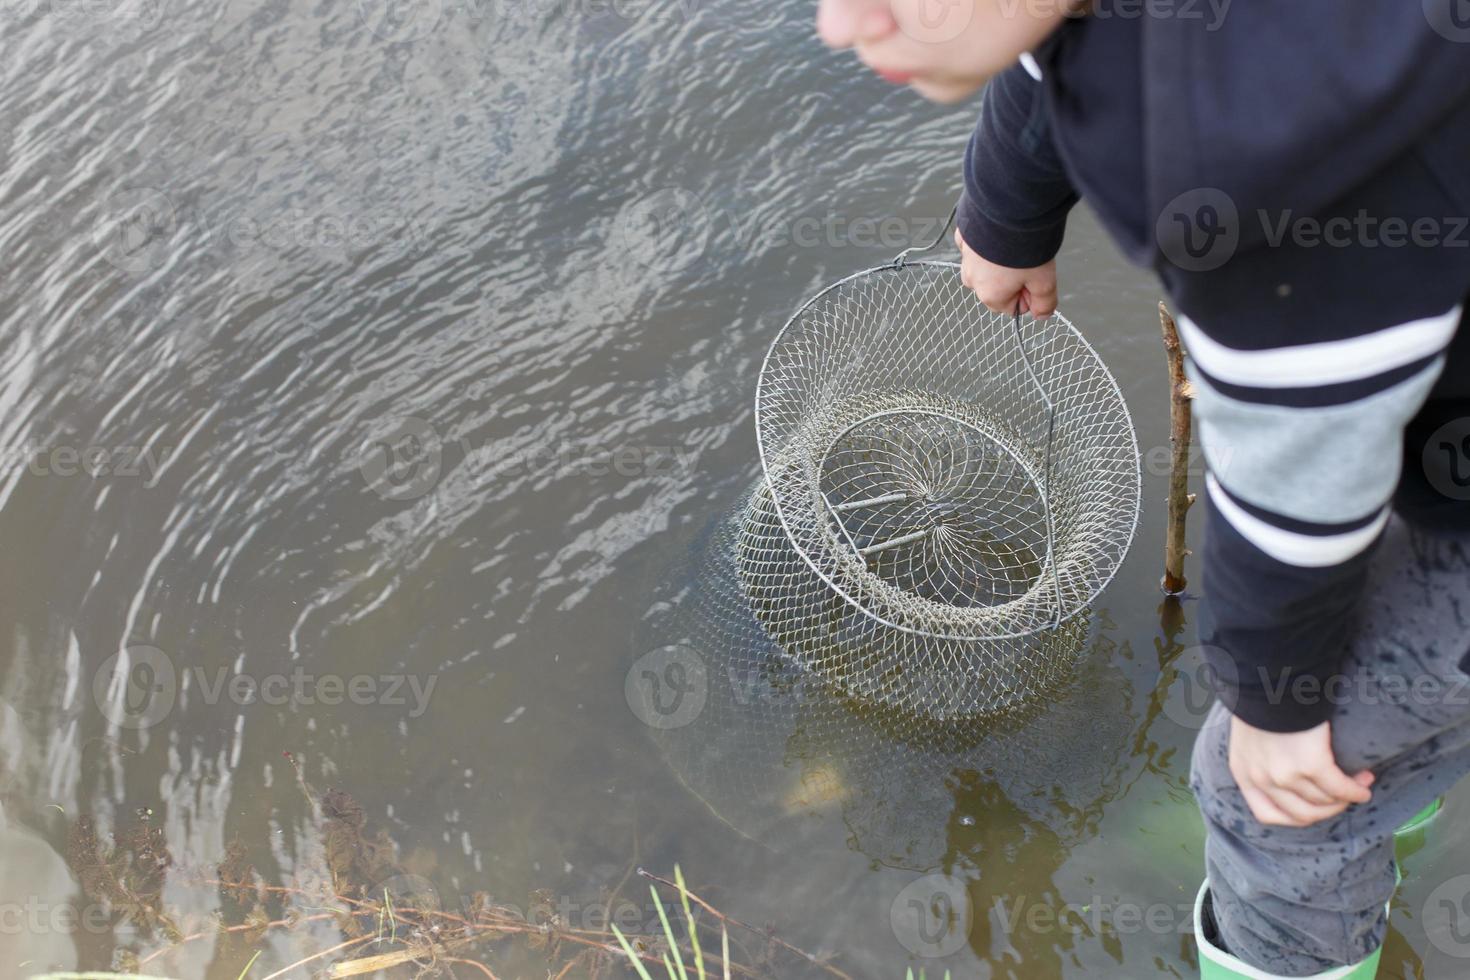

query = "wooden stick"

[{"left": 1159, "top": 301, "right": 1196, "bottom": 595}]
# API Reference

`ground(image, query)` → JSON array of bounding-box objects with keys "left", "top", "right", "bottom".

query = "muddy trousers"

[{"left": 1189, "top": 517, "right": 1470, "bottom": 976}]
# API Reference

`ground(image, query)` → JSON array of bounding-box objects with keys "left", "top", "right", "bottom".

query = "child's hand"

[
  {"left": 955, "top": 228, "right": 1058, "bottom": 317},
  {"left": 1228, "top": 716, "right": 1375, "bottom": 828}
]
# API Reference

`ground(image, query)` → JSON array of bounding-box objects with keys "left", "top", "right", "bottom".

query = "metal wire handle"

[{"left": 892, "top": 203, "right": 959, "bottom": 268}]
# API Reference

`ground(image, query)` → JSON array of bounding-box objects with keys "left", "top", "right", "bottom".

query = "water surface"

[{"left": 0, "top": 0, "right": 1454, "bottom": 976}]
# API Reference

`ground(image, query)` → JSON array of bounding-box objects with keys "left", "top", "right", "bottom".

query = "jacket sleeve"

[
  {"left": 956, "top": 59, "right": 1078, "bottom": 269},
  {"left": 1181, "top": 304, "right": 1463, "bottom": 732}
]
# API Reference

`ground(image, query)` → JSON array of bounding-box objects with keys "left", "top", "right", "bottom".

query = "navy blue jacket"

[{"left": 959, "top": 8, "right": 1470, "bottom": 732}]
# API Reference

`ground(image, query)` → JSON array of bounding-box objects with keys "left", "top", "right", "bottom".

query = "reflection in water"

[{"left": 637, "top": 479, "right": 1139, "bottom": 973}]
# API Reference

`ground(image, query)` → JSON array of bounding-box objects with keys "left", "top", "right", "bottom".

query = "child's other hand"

[
  {"left": 1228, "top": 716, "right": 1376, "bottom": 828},
  {"left": 955, "top": 228, "right": 1057, "bottom": 317}
]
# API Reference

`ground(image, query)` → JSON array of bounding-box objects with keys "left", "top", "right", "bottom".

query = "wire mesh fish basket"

[{"left": 745, "top": 246, "right": 1140, "bottom": 718}]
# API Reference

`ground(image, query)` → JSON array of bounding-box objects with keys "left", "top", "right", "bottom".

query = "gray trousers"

[{"left": 1190, "top": 516, "right": 1470, "bottom": 976}]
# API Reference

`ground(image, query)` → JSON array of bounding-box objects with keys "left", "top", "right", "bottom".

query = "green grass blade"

[
  {"left": 674, "top": 865, "right": 705, "bottom": 980},
  {"left": 652, "top": 883, "right": 691, "bottom": 980},
  {"left": 234, "top": 951, "right": 261, "bottom": 980}
]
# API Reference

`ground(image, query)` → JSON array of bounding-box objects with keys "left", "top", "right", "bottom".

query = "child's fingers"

[
  {"left": 1306, "top": 764, "right": 1374, "bottom": 805},
  {"left": 1240, "top": 784, "right": 1296, "bottom": 827},
  {"left": 1261, "top": 784, "right": 1347, "bottom": 827},
  {"left": 970, "top": 279, "right": 1023, "bottom": 313},
  {"left": 1026, "top": 278, "right": 1057, "bottom": 316},
  {"left": 1282, "top": 776, "right": 1338, "bottom": 807}
]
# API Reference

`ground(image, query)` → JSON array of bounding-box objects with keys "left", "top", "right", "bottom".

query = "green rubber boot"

[
  {"left": 1393, "top": 797, "right": 1443, "bottom": 863},
  {"left": 1194, "top": 881, "right": 1384, "bottom": 979}
]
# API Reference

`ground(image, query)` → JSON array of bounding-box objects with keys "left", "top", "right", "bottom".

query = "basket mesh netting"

[
  {"left": 749, "top": 259, "right": 1140, "bottom": 717},
  {"left": 634, "top": 481, "right": 1138, "bottom": 861}
]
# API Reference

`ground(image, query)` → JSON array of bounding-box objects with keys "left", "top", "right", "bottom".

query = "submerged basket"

[{"left": 746, "top": 258, "right": 1139, "bottom": 717}]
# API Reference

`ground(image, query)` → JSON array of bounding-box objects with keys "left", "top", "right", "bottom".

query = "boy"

[{"left": 816, "top": 1, "right": 1470, "bottom": 976}]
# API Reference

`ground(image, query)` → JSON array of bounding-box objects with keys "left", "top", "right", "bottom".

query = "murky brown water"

[{"left": 0, "top": 0, "right": 1459, "bottom": 977}]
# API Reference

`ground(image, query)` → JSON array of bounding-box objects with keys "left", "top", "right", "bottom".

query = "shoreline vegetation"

[{"left": 47, "top": 753, "right": 864, "bottom": 979}]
